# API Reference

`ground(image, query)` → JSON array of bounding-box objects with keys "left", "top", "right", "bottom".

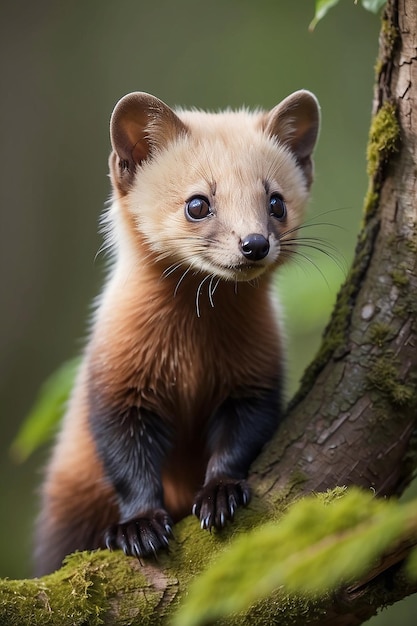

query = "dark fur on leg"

[
  {"left": 89, "top": 398, "right": 174, "bottom": 559},
  {"left": 193, "top": 385, "right": 282, "bottom": 530}
]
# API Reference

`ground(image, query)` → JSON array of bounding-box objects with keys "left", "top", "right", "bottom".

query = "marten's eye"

[
  {"left": 269, "top": 193, "right": 287, "bottom": 221},
  {"left": 185, "top": 196, "right": 212, "bottom": 221}
]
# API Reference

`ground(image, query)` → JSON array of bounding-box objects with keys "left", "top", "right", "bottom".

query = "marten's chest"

[{"left": 89, "top": 276, "right": 281, "bottom": 423}]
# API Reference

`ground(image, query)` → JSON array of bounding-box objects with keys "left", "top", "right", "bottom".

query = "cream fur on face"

[{"left": 108, "top": 90, "right": 320, "bottom": 282}]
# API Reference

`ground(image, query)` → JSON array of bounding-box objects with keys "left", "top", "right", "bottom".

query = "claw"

[
  {"left": 105, "top": 536, "right": 113, "bottom": 551},
  {"left": 103, "top": 509, "right": 173, "bottom": 559},
  {"left": 193, "top": 478, "right": 251, "bottom": 532}
]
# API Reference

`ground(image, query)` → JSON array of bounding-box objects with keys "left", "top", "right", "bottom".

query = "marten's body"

[{"left": 34, "top": 90, "right": 320, "bottom": 576}]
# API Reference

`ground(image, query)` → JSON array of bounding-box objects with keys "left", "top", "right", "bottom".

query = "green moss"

[
  {"left": 369, "top": 322, "right": 393, "bottom": 347},
  {"left": 367, "top": 102, "right": 400, "bottom": 178},
  {"left": 315, "top": 486, "right": 348, "bottom": 505},
  {"left": 363, "top": 102, "right": 400, "bottom": 220},
  {"left": 288, "top": 469, "right": 308, "bottom": 491},
  {"left": 374, "top": 58, "right": 383, "bottom": 78},
  {"left": 406, "top": 227, "right": 417, "bottom": 254},
  {"left": 390, "top": 267, "right": 409, "bottom": 287},
  {"left": 363, "top": 186, "right": 379, "bottom": 215},
  {"left": 373, "top": 18, "right": 399, "bottom": 89},
  {"left": 367, "top": 354, "right": 416, "bottom": 408},
  {"left": 0, "top": 549, "right": 179, "bottom": 625},
  {"left": 241, "top": 588, "right": 328, "bottom": 626},
  {"left": 381, "top": 16, "right": 399, "bottom": 51},
  {"left": 393, "top": 303, "right": 407, "bottom": 318},
  {"left": 0, "top": 552, "right": 111, "bottom": 626}
]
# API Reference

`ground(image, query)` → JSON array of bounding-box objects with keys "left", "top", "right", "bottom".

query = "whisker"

[
  {"left": 286, "top": 233, "right": 339, "bottom": 246},
  {"left": 305, "top": 207, "right": 349, "bottom": 221},
  {"left": 279, "top": 251, "right": 306, "bottom": 270},
  {"left": 212, "top": 277, "right": 221, "bottom": 296},
  {"left": 281, "top": 222, "right": 343, "bottom": 241},
  {"left": 282, "top": 237, "right": 341, "bottom": 257},
  {"left": 208, "top": 274, "right": 216, "bottom": 308},
  {"left": 161, "top": 262, "right": 183, "bottom": 280},
  {"left": 281, "top": 237, "right": 347, "bottom": 275},
  {"left": 174, "top": 267, "right": 192, "bottom": 297},
  {"left": 284, "top": 248, "right": 331, "bottom": 288},
  {"left": 195, "top": 274, "right": 211, "bottom": 318},
  {"left": 281, "top": 208, "right": 349, "bottom": 242}
]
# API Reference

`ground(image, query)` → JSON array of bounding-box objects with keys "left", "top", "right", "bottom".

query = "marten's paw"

[
  {"left": 192, "top": 478, "right": 251, "bottom": 531},
  {"left": 104, "top": 509, "right": 173, "bottom": 558}
]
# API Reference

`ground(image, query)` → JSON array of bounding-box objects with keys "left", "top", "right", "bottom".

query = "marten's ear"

[
  {"left": 263, "top": 90, "right": 320, "bottom": 187},
  {"left": 110, "top": 92, "right": 187, "bottom": 195}
]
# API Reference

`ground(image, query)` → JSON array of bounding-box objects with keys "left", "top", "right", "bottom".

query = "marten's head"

[{"left": 108, "top": 90, "right": 320, "bottom": 282}]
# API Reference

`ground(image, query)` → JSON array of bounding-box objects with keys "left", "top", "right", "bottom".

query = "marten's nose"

[{"left": 240, "top": 234, "right": 270, "bottom": 261}]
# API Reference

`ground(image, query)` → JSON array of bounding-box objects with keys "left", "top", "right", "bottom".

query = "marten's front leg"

[
  {"left": 193, "top": 385, "right": 282, "bottom": 530},
  {"left": 89, "top": 401, "right": 173, "bottom": 558}
]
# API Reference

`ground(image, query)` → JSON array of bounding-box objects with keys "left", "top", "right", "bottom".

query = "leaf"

[
  {"left": 174, "top": 489, "right": 417, "bottom": 626},
  {"left": 361, "top": 0, "right": 386, "bottom": 13},
  {"left": 309, "top": 0, "right": 386, "bottom": 30},
  {"left": 10, "top": 358, "right": 79, "bottom": 462},
  {"left": 309, "top": 0, "right": 341, "bottom": 31}
]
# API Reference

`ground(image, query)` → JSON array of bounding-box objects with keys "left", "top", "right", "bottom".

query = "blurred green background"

[{"left": 0, "top": 0, "right": 415, "bottom": 622}]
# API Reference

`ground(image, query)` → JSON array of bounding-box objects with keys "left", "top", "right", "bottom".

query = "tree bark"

[{"left": 1, "top": 1, "right": 417, "bottom": 624}]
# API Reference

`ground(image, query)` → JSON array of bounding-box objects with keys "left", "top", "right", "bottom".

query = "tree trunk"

[{"left": 1, "top": 0, "right": 417, "bottom": 624}]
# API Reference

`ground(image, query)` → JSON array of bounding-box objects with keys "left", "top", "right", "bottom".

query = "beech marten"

[{"left": 34, "top": 90, "right": 320, "bottom": 576}]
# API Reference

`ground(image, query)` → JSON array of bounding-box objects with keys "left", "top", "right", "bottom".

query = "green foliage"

[
  {"left": 10, "top": 358, "right": 79, "bottom": 462},
  {"left": 362, "top": 0, "right": 386, "bottom": 12},
  {"left": 310, "top": 0, "right": 386, "bottom": 30},
  {"left": 310, "top": 0, "right": 340, "bottom": 30},
  {"left": 174, "top": 488, "right": 417, "bottom": 626}
]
